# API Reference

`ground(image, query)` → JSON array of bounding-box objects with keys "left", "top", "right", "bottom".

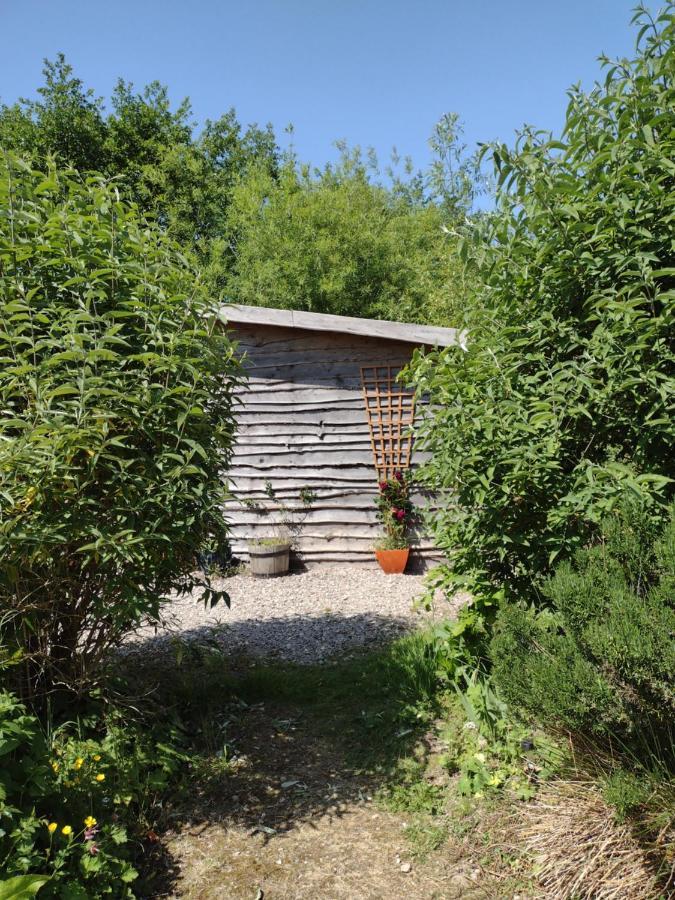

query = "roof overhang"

[{"left": 217, "top": 303, "right": 460, "bottom": 348}]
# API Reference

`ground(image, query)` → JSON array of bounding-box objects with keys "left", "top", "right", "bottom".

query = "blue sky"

[{"left": 1, "top": 0, "right": 641, "bottom": 181}]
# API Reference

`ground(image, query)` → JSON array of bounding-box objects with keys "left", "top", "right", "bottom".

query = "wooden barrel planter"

[{"left": 248, "top": 541, "right": 291, "bottom": 577}]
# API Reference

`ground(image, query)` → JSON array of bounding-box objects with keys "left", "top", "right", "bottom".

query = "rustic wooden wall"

[{"left": 224, "top": 322, "right": 438, "bottom": 565}]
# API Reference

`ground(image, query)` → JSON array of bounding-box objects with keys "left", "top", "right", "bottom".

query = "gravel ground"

[{"left": 126, "top": 566, "right": 463, "bottom": 664}]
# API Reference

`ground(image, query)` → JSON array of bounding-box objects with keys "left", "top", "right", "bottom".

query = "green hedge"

[
  {"left": 0, "top": 154, "right": 240, "bottom": 700},
  {"left": 408, "top": 6, "right": 674, "bottom": 613},
  {"left": 491, "top": 502, "right": 674, "bottom": 753}
]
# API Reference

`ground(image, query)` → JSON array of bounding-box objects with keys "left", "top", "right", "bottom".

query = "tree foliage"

[
  {"left": 0, "top": 55, "right": 278, "bottom": 282},
  {"left": 1, "top": 56, "right": 479, "bottom": 326},
  {"left": 409, "top": 4, "right": 674, "bottom": 609},
  {"left": 0, "top": 154, "right": 240, "bottom": 700},
  {"left": 223, "top": 141, "right": 476, "bottom": 325}
]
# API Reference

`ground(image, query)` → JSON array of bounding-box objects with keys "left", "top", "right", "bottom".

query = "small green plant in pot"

[
  {"left": 374, "top": 471, "right": 414, "bottom": 573},
  {"left": 247, "top": 482, "right": 315, "bottom": 577}
]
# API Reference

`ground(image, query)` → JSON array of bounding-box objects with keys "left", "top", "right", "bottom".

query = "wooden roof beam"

[{"left": 217, "top": 304, "right": 463, "bottom": 349}]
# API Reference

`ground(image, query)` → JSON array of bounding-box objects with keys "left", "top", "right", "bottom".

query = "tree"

[
  {"left": 0, "top": 54, "right": 107, "bottom": 173},
  {"left": 223, "top": 142, "right": 476, "bottom": 326},
  {"left": 0, "top": 56, "right": 279, "bottom": 286},
  {"left": 408, "top": 4, "right": 674, "bottom": 616},
  {"left": 0, "top": 154, "right": 241, "bottom": 701}
]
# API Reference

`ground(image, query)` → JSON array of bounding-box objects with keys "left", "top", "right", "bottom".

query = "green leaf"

[{"left": 0, "top": 876, "right": 50, "bottom": 899}]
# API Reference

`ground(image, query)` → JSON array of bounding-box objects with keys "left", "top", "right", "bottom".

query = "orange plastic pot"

[{"left": 375, "top": 548, "right": 410, "bottom": 574}]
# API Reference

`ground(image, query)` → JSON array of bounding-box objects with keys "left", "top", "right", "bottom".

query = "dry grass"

[{"left": 517, "top": 779, "right": 673, "bottom": 900}]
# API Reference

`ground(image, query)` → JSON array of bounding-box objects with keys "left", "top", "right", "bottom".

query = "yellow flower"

[
  {"left": 474, "top": 752, "right": 486, "bottom": 764},
  {"left": 84, "top": 815, "right": 97, "bottom": 828},
  {"left": 51, "top": 762, "right": 59, "bottom": 773},
  {"left": 61, "top": 825, "right": 73, "bottom": 836},
  {"left": 74, "top": 757, "right": 84, "bottom": 770},
  {"left": 93, "top": 754, "right": 101, "bottom": 762},
  {"left": 487, "top": 774, "right": 502, "bottom": 787},
  {"left": 95, "top": 773, "right": 105, "bottom": 782},
  {"left": 47, "top": 822, "right": 58, "bottom": 834}
]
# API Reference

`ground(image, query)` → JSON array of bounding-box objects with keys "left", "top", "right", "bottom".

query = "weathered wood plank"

[
  {"left": 236, "top": 407, "right": 369, "bottom": 421},
  {"left": 220, "top": 304, "right": 460, "bottom": 348},
  {"left": 229, "top": 535, "right": 436, "bottom": 551},
  {"left": 233, "top": 391, "right": 363, "bottom": 406},
  {"left": 238, "top": 351, "right": 413, "bottom": 373},
  {"left": 225, "top": 486, "right": 373, "bottom": 501},
  {"left": 234, "top": 436, "right": 371, "bottom": 449},
  {"left": 229, "top": 508, "right": 377, "bottom": 525},
  {"left": 235, "top": 394, "right": 369, "bottom": 408},
  {"left": 224, "top": 491, "right": 435, "bottom": 509},
  {"left": 240, "top": 379, "right": 362, "bottom": 393},
  {"left": 231, "top": 449, "right": 375, "bottom": 465},
  {"left": 235, "top": 422, "right": 369, "bottom": 436}
]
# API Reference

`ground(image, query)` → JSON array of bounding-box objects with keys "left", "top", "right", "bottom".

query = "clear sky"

[{"left": 1, "top": 0, "right": 641, "bottom": 179}]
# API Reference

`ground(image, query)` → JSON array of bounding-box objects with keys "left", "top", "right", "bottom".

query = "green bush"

[
  {"left": 490, "top": 502, "right": 675, "bottom": 755},
  {"left": 0, "top": 690, "right": 186, "bottom": 896},
  {"left": 408, "top": 6, "right": 674, "bottom": 622},
  {"left": 0, "top": 154, "right": 240, "bottom": 700}
]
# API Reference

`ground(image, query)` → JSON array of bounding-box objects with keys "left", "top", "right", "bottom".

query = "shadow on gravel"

[
  {"left": 124, "top": 609, "right": 427, "bottom": 665},
  {"left": 119, "top": 619, "right": 449, "bottom": 897}
]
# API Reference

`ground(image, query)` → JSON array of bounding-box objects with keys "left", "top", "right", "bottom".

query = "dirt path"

[
  {"left": 160, "top": 701, "right": 506, "bottom": 900},
  {"left": 125, "top": 578, "right": 516, "bottom": 900}
]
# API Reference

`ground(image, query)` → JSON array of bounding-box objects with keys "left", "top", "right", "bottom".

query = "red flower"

[
  {"left": 395, "top": 509, "right": 405, "bottom": 520},
  {"left": 379, "top": 481, "right": 388, "bottom": 491},
  {"left": 394, "top": 470, "right": 403, "bottom": 481}
]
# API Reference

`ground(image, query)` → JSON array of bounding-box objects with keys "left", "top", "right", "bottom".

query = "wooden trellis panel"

[{"left": 360, "top": 365, "right": 416, "bottom": 481}]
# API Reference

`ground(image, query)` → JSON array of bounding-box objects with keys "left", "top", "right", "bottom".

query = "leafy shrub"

[
  {"left": 0, "top": 690, "right": 187, "bottom": 895},
  {"left": 408, "top": 6, "right": 674, "bottom": 620},
  {"left": 490, "top": 502, "right": 675, "bottom": 757},
  {"left": 0, "top": 154, "right": 240, "bottom": 700},
  {"left": 440, "top": 670, "right": 563, "bottom": 802}
]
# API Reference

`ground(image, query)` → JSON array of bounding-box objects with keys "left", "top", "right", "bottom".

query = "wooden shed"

[{"left": 219, "top": 304, "right": 460, "bottom": 565}]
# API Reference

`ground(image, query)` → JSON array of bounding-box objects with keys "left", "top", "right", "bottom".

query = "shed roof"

[{"left": 218, "top": 303, "right": 460, "bottom": 348}]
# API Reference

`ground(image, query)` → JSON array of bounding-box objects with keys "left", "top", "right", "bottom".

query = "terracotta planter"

[
  {"left": 375, "top": 547, "right": 410, "bottom": 574},
  {"left": 249, "top": 541, "right": 291, "bottom": 577}
]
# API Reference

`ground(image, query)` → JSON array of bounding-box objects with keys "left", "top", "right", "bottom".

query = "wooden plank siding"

[{"left": 223, "top": 321, "right": 442, "bottom": 565}]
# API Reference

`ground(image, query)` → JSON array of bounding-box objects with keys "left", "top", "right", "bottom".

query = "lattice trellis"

[{"left": 360, "top": 365, "right": 416, "bottom": 482}]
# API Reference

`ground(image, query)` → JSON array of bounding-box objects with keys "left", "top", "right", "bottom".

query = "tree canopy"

[
  {"left": 409, "top": 3, "right": 674, "bottom": 611},
  {"left": 222, "top": 141, "right": 477, "bottom": 325},
  {"left": 1, "top": 60, "right": 479, "bottom": 325},
  {"left": 0, "top": 55, "right": 278, "bottom": 278}
]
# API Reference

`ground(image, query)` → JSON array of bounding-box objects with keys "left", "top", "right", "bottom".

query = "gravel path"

[{"left": 127, "top": 566, "right": 461, "bottom": 664}]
